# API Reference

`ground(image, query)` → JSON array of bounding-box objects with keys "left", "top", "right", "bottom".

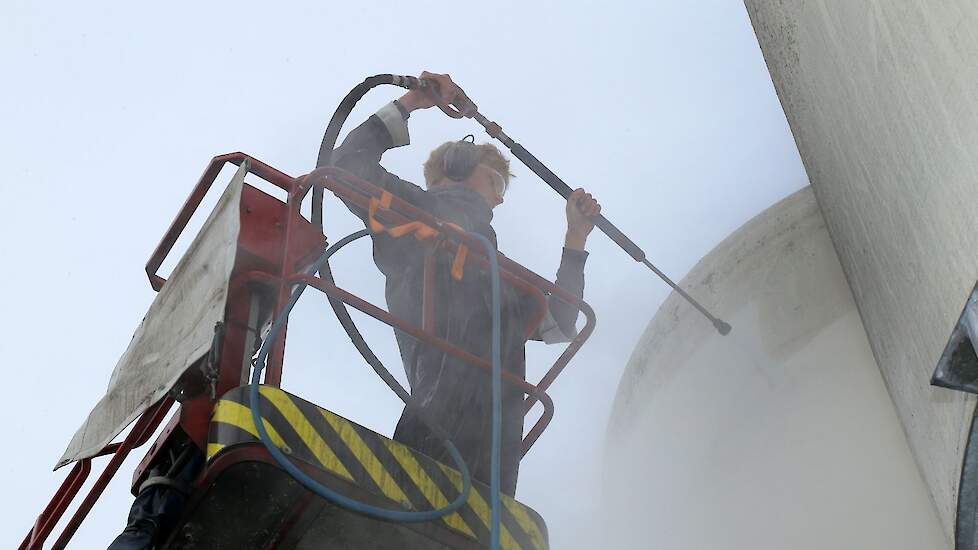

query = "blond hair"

[{"left": 423, "top": 141, "right": 515, "bottom": 189}]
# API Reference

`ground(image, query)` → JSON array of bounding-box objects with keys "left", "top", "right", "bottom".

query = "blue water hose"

[
  {"left": 248, "top": 229, "right": 476, "bottom": 523},
  {"left": 466, "top": 232, "right": 503, "bottom": 550}
]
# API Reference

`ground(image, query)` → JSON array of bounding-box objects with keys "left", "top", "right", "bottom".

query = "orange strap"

[
  {"left": 450, "top": 243, "right": 468, "bottom": 281},
  {"left": 367, "top": 191, "right": 469, "bottom": 280}
]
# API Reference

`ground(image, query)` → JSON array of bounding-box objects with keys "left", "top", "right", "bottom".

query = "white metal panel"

[{"left": 56, "top": 163, "right": 246, "bottom": 468}]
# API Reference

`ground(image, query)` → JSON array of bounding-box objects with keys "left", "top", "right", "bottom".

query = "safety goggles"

[{"left": 485, "top": 166, "right": 508, "bottom": 198}]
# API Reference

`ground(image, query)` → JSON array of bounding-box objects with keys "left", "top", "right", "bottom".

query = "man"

[{"left": 320, "top": 72, "right": 600, "bottom": 496}]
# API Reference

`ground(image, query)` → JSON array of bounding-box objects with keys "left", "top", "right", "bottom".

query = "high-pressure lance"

[{"left": 390, "top": 75, "right": 732, "bottom": 335}]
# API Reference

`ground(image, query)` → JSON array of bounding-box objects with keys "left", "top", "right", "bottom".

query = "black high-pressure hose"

[
  {"left": 311, "top": 76, "right": 511, "bottom": 541},
  {"left": 313, "top": 74, "right": 423, "bottom": 406},
  {"left": 310, "top": 75, "right": 498, "bottom": 490},
  {"left": 250, "top": 73, "right": 479, "bottom": 522}
]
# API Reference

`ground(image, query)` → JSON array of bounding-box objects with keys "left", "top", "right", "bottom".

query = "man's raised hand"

[
  {"left": 398, "top": 71, "right": 460, "bottom": 113},
  {"left": 565, "top": 188, "right": 601, "bottom": 250}
]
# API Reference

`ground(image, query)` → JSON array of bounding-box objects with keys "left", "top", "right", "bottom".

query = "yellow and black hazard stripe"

[{"left": 207, "top": 385, "right": 549, "bottom": 550}]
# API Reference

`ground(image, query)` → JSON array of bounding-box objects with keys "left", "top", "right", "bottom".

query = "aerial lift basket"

[{"left": 21, "top": 152, "right": 594, "bottom": 550}]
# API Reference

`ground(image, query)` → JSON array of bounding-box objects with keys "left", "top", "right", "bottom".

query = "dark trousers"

[{"left": 393, "top": 371, "right": 524, "bottom": 496}]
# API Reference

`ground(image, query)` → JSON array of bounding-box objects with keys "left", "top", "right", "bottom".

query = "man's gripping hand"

[
  {"left": 565, "top": 188, "right": 601, "bottom": 251},
  {"left": 398, "top": 71, "right": 462, "bottom": 114}
]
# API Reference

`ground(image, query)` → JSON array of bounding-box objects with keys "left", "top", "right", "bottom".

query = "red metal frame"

[
  {"left": 145, "top": 153, "right": 296, "bottom": 291},
  {"left": 304, "top": 166, "right": 597, "bottom": 427},
  {"left": 20, "top": 398, "right": 173, "bottom": 550},
  {"left": 22, "top": 152, "right": 595, "bottom": 548}
]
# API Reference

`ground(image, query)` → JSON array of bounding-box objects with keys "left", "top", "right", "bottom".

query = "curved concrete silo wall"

[
  {"left": 743, "top": 2, "right": 978, "bottom": 538},
  {"left": 603, "top": 188, "right": 948, "bottom": 549}
]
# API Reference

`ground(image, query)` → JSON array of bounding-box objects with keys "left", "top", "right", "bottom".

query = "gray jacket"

[{"left": 332, "top": 103, "right": 588, "bottom": 495}]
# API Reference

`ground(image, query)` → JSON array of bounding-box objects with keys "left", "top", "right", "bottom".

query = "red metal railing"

[
  {"left": 145, "top": 153, "right": 297, "bottom": 292},
  {"left": 20, "top": 398, "right": 173, "bottom": 550},
  {"left": 298, "top": 165, "right": 596, "bottom": 452}
]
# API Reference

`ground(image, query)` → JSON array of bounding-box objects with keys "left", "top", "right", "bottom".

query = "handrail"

[
  {"left": 21, "top": 398, "right": 173, "bottom": 550},
  {"left": 304, "top": 167, "right": 596, "bottom": 423},
  {"left": 145, "top": 153, "right": 297, "bottom": 292},
  {"left": 292, "top": 273, "right": 556, "bottom": 455},
  {"left": 19, "top": 461, "right": 89, "bottom": 550}
]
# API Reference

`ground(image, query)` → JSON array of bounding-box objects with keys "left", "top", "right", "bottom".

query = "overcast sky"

[{"left": 0, "top": 1, "right": 805, "bottom": 548}]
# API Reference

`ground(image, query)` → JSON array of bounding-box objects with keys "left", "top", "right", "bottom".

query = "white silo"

[{"left": 602, "top": 188, "right": 947, "bottom": 549}]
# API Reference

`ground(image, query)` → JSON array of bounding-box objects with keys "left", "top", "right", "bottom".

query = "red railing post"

[
  {"left": 47, "top": 398, "right": 173, "bottom": 550},
  {"left": 19, "top": 460, "right": 91, "bottom": 550}
]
